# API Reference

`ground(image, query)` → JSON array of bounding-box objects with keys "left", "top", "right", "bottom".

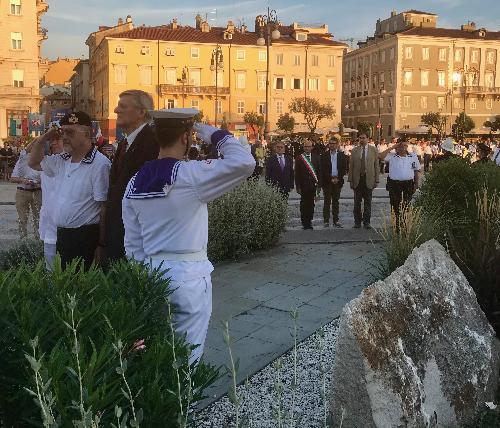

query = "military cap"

[
  {"left": 60, "top": 111, "right": 92, "bottom": 127},
  {"left": 149, "top": 108, "right": 199, "bottom": 129}
]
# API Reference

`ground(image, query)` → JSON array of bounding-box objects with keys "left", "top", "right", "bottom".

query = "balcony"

[
  {"left": 36, "top": 0, "right": 48, "bottom": 14},
  {"left": 159, "top": 84, "right": 229, "bottom": 96},
  {"left": 457, "top": 86, "right": 500, "bottom": 95},
  {"left": 0, "top": 86, "right": 35, "bottom": 97}
]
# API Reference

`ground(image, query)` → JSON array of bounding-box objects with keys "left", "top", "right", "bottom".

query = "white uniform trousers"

[
  {"left": 168, "top": 275, "right": 212, "bottom": 365},
  {"left": 44, "top": 242, "right": 56, "bottom": 270}
]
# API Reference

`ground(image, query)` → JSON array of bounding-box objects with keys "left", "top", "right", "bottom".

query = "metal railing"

[
  {"left": 456, "top": 86, "right": 500, "bottom": 94},
  {"left": 159, "top": 84, "right": 230, "bottom": 96}
]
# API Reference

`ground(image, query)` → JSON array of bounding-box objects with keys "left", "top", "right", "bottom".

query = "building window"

[
  {"left": 363, "top": 100, "right": 368, "bottom": 110},
  {"left": 296, "top": 33, "right": 307, "bottom": 41},
  {"left": 327, "top": 78, "right": 335, "bottom": 91},
  {"left": 379, "top": 97, "right": 384, "bottom": 109},
  {"left": 12, "top": 69, "right": 23, "bottom": 87},
  {"left": 470, "top": 98, "right": 477, "bottom": 110},
  {"left": 438, "top": 48, "right": 447, "bottom": 61},
  {"left": 380, "top": 72, "right": 385, "bottom": 84},
  {"left": 258, "top": 51, "right": 267, "bottom": 62},
  {"left": 405, "top": 46, "right": 413, "bottom": 59},
  {"left": 213, "top": 70, "right": 223, "bottom": 86},
  {"left": 166, "top": 99, "right": 175, "bottom": 109},
  {"left": 328, "top": 55, "right": 335, "bottom": 67},
  {"left": 294, "top": 54, "right": 301, "bottom": 66},
  {"left": 438, "top": 71, "right": 446, "bottom": 87},
  {"left": 454, "top": 49, "right": 463, "bottom": 62},
  {"left": 216, "top": 99, "right": 222, "bottom": 114},
  {"left": 487, "top": 51, "right": 495, "bottom": 64},
  {"left": 421, "top": 96, "right": 428, "bottom": 109},
  {"left": 390, "top": 47, "right": 395, "bottom": 60},
  {"left": 276, "top": 53, "right": 283, "bottom": 65},
  {"left": 403, "top": 96, "right": 411, "bottom": 108},
  {"left": 292, "top": 78, "right": 302, "bottom": 90},
  {"left": 189, "top": 68, "right": 201, "bottom": 86},
  {"left": 165, "top": 68, "right": 176, "bottom": 84},
  {"left": 381, "top": 50, "right": 386, "bottom": 63},
  {"left": 485, "top": 72, "right": 494, "bottom": 88},
  {"left": 258, "top": 102, "right": 266, "bottom": 115},
  {"left": 237, "top": 101, "right": 245, "bottom": 114},
  {"left": 389, "top": 70, "right": 394, "bottom": 85},
  {"left": 471, "top": 50, "right": 479, "bottom": 63},
  {"left": 308, "top": 78, "right": 319, "bottom": 91},
  {"left": 114, "top": 65, "right": 127, "bottom": 84},
  {"left": 191, "top": 47, "right": 200, "bottom": 59},
  {"left": 275, "top": 77, "right": 284, "bottom": 90},
  {"left": 421, "top": 70, "right": 429, "bottom": 87},
  {"left": 486, "top": 99, "right": 493, "bottom": 110},
  {"left": 236, "top": 50, "right": 245, "bottom": 60},
  {"left": 372, "top": 98, "right": 376, "bottom": 109},
  {"left": 437, "top": 96, "right": 445, "bottom": 110},
  {"left": 403, "top": 70, "right": 413, "bottom": 86},
  {"left": 10, "top": 0, "right": 21, "bottom": 14},
  {"left": 115, "top": 45, "right": 125, "bottom": 54},
  {"left": 312, "top": 55, "right": 319, "bottom": 67},
  {"left": 276, "top": 100, "right": 283, "bottom": 115},
  {"left": 11, "top": 32, "right": 22, "bottom": 50},
  {"left": 165, "top": 47, "right": 175, "bottom": 56},
  {"left": 191, "top": 100, "right": 200, "bottom": 109},
  {"left": 139, "top": 66, "right": 152, "bottom": 85},
  {"left": 257, "top": 73, "right": 266, "bottom": 90},
  {"left": 388, "top": 97, "right": 393, "bottom": 109},
  {"left": 236, "top": 72, "right": 246, "bottom": 89},
  {"left": 422, "top": 47, "right": 430, "bottom": 60},
  {"left": 453, "top": 97, "right": 461, "bottom": 109},
  {"left": 140, "top": 45, "right": 150, "bottom": 55}
]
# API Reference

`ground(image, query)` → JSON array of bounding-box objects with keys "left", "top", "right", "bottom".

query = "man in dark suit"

[
  {"left": 265, "top": 141, "right": 294, "bottom": 199},
  {"left": 320, "top": 136, "right": 348, "bottom": 228},
  {"left": 104, "top": 90, "right": 159, "bottom": 262},
  {"left": 295, "top": 139, "right": 320, "bottom": 230}
]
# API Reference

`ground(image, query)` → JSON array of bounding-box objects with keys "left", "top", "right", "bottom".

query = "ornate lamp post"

[
  {"left": 256, "top": 8, "right": 280, "bottom": 141},
  {"left": 453, "top": 66, "right": 477, "bottom": 141},
  {"left": 210, "top": 45, "right": 224, "bottom": 126},
  {"left": 377, "top": 83, "right": 386, "bottom": 143}
]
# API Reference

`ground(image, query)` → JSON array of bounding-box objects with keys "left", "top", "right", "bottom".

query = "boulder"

[{"left": 329, "top": 239, "right": 499, "bottom": 427}]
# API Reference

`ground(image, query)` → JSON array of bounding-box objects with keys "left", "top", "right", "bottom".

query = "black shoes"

[{"left": 353, "top": 223, "right": 361, "bottom": 228}]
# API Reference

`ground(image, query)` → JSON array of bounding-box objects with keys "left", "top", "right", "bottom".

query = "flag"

[
  {"left": 29, "top": 113, "right": 45, "bottom": 132},
  {"left": 9, "top": 118, "right": 16, "bottom": 136},
  {"left": 21, "top": 119, "right": 29, "bottom": 136}
]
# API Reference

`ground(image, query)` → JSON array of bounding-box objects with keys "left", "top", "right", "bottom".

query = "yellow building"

[
  {"left": 0, "top": 0, "right": 48, "bottom": 139},
  {"left": 342, "top": 10, "right": 500, "bottom": 140},
  {"left": 85, "top": 15, "right": 346, "bottom": 139},
  {"left": 41, "top": 57, "right": 80, "bottom": 86}
]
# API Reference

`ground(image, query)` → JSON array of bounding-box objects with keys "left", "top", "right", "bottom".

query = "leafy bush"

[
  {"left": 0, "top": 238, "right": 43, "bottom": 270},
  {"left": 0, "top": 259, "right": 218, "bottom": 426},
  {"left": 208, "top": 180, "right": 287, "bottom": 262}
]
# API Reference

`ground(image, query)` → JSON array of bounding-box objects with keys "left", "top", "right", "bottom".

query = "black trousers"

[
  {"left": 353, "top": 175, "right": 373, "bottom": 226},
  {"left": 389, "top": 179, "right": 415, "bottom": 228},
  {"left": 323, "top": 182, "right": 342, "bottom": 224},
  {"left": 424, "top": 154, "right": 432, "bottom": 172},
  {"left": 106, "top": 218, "right": 126, "bottom": 262},
  {"left": 300, "top": 189, "right": 315, "bottom": 227},
  {"left": 57, "top": 224, "right": 99, "bottom": 270}
]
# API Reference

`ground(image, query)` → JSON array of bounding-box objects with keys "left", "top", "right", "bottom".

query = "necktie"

[
  {"left": 360, "top": 146, "right": 366, "bottom": 176},
  {"left": 279, "top": 155, "right": 284, "bottom": 171},
  {"left": 114, "top": 137, "right": 128, "bottom": 175}
]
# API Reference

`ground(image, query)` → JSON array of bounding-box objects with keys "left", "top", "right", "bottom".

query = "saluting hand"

[{"left": 193, "top": 123, "right": 219, "bottom": 144}]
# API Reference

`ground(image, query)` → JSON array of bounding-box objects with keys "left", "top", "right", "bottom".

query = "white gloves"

[{"left": 193, "top": 123, "right": 219, "bottom": 144}]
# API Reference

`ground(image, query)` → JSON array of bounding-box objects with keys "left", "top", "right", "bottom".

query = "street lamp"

[
  {"left": 454, "top": 65, "right": 478, "bottom": 142},
  {"left": 256, "top": 8, "right": 280, "bottom": 141},
  {"left": 210, "top": 45, "right": 224, "bottom": 126},
  {"left": 178, "top": 66, "right": 188, "bottom": 107},
  {"left": 377, "top": 83, "right": 386, "bottom": 143}
]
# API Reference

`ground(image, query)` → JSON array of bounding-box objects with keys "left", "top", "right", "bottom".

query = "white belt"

[{"left": 149, "top": 250, "right": 208, "bottom": 262}]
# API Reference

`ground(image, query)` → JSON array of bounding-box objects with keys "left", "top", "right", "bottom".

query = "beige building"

[
  {"left": 0, "top": 0, "right": 48, "bottom": 139},
  {"left": 70, "top": 59, "right": 91, "bottom": 114},
  {"left": 41, "top": 57, "right": 79, "bottom": 86},
  {"left": 86, "top": 15, "right": 346, "bottom": 139},
  {"left": 342, "top": 10, "right": 500, "bottom": 140}
]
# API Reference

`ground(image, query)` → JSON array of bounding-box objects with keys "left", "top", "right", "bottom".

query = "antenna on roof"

[{"left": 205, "top": 9, "right": 217, "bottom": 24}]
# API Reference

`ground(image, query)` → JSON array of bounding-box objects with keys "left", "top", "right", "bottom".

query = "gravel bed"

[{"left": 195, "top": 319, "right": 339, "bottom": 427}]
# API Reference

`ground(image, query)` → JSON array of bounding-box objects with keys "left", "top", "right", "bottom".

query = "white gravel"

[{"left": 195, "top": 319, "right": 339, "bottom": 427}]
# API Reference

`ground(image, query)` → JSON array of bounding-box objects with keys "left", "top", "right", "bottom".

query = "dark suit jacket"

[
  {"left": 105, "top": 124, "right": 159, "bottom": 260},
  {"left": 295, "top": 153, "right": 320, "bottom": 193},
  {"left": 265, "top": 154, "right": 294, "bottom": 193},
  {"left": 319, "top": 150, "right": 348, "bottom": 188}
]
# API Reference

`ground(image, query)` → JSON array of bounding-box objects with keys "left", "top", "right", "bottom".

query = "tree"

[
  {"left": 338, "top": 122, "right": 345, "bottom": 135},
  {"left": 357, "top": 121, "right": 373, "bottom": 137},
  {"left": 220, "top": 115, "right": 229, "bottom": 130},
  {"left": 276, "top": 113, "right": 295, "bottom": 134},
  {"left": 193, "top": 110, "right": 204, "bottom": 123},
  {"left": 453, "top": 112, "right": 475, "bottom": 140},
  {"left": 484, "top": 115, "right": 500, "bottom": 133},
  {"left": 243, "top": 111, "right": 264, "bottom": 139},
  {"left": 288, "top": 97, "right": 335, "bottom": 134},
  {"left": 421, "top": 112, "right": 446, "bottom": 137}
]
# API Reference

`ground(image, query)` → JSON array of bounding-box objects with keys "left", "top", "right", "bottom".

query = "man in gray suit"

[{"left": 348, "top": 134, "right": 379, "bottom": 229}]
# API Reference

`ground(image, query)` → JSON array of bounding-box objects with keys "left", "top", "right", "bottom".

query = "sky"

[{"left": 41, "top": 0, "right": 500, "bottom": 59}]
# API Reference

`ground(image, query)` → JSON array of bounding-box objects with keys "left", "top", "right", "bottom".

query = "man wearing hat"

[
  {"left": 122, "top": 108, "right": 255, "bottom": 364},
  {"left": 434, "top": 137, "right": 457, "bottom": 164},
  {"left": 29, "top": 112, "right": 111, "bottom": 269},
  {"left": 474, "top": 143, "right": 493, "bottom": 165}
]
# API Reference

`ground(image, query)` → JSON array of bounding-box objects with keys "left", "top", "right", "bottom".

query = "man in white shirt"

[
  {"left": 29, "top": 112, "right": 111, "bottom": 269},
  {"left": 377, "top": 138, "right": 388, "bottom": 174},
  {"left": 10, "top": 142, "right": 42, "bottom": 239},
  {"left": 492, "top": 141, "right": 500, "bottom": 166},
  {"left": 123, "top": 109, "right": 255, "bottom": 364},
  {"left": 379, "top": 139, "right": 421, "bottom": 230}
]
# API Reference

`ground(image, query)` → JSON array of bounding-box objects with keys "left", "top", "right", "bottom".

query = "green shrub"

[
  {"left": 208, "top": 180, "right": 287, "bottom": 262},
  {"left": 0, "top": 238, "right": 43, "bottom": 270},
  {"left": 0, "top": 259, "right": 218, "bottom": 426}
]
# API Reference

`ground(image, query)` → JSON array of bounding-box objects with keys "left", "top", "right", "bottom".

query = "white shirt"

[
  {"left": 125, "top": 123, "right": 147, "bottom": 151},
  {"left": 11, "top": 150, "right": 41, "bottom": 189},
  {"left": 378, "top": 144, "right": 388, "bottom": 153},
  {"left": 39, "top": 171, "right": 58, "bottom": 244},
  {"left": 493, "top": 148, "right": 500, "bottom": 166},
  {"left": 386, "top": 152, "right": 421, "bottom": 181},
  {"left": 40, "top": 147, "right": 111, "bottom": 228},
  {"left": 330, "top": 150, "right": 339, "bottom": 177},
  {"left": 122, "top": 131, "right": 255, "bottom": 282},
  {"left": 359, "top": 144, "right": 369, "bottom": 159},
  {"left": 424, "top": 146, "right": 433, "bottom": 155}
]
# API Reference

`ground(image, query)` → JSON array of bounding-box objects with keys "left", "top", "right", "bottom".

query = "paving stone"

[
  {"left": 211, "top": 297, "right": 261, "bottom": 321},
  {"left": 241, "top": 282, "right": 298, "bottom": 302}
]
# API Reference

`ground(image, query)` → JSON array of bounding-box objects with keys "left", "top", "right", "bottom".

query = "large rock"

[{"left": 329, "top": 239, "right": 499, "bottom": 427}]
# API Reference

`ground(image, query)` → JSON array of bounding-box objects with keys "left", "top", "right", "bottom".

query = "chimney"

[
  {"left": 195, "top": 13, "right": 202, "bottom": 30},
  {"left": 226, "top": 20, "right": 235, "bottom": 33},
  {"left": 126, "top": 15, "right": 132, "bottom": 23},
  {"left": 171, "top": 18, "right": 178, "bottom": 30},
  {"left": 118, "top": 17, "right": 123, "bottom": 25},
  {"left": 461, "top": 21, "right": 476, "bottom": 32},
  {"left": 241, "top": 24, "right": 247, "bottom": 34},
  {"left": 201, "top": 20, "right": 210, "bottom": 32},
  {"left": 391, "top": 10, "right": 397, "bottom": 17}
]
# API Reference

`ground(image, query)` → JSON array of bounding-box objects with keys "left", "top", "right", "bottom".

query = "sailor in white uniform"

[{"left": 122, "top": 109, "right": 255, "bottom": 364}]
